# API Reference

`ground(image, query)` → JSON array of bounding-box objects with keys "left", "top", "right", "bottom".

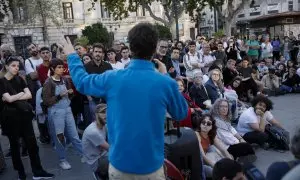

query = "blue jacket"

[
  {"left": 67, "top": 53, "right": 188, "bottom": 174},
  {"left": 205, "top": 78, "right": 224, "bottom": 104}
]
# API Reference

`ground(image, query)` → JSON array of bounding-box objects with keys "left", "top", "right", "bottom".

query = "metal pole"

[
  {"left": 213, "top": 7, "right": 217, "bottom": 33},
  {"left": 173, "top": 0, "right": 179, "bottom": 40}
]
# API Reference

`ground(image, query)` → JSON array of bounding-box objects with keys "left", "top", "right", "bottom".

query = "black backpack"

[{"left": 265, "top": 124, "right": 290, "bottom": 151}]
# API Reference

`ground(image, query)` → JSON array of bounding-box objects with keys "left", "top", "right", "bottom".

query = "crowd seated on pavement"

[{"left": 0, "top": 26, "right": 300, "bottom": 180}]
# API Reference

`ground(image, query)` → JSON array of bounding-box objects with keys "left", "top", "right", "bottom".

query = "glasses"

[
  {"left": 160, "top": 46, "right": 168, "bottom": 49},
  {"left": 201, "top": 121, "right": 212, "bottom": 126},
  {"left": 212, "top": 73, "right": 220, "bottom": 76}
]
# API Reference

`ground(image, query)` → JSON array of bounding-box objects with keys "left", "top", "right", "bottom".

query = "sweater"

[{"left": 67, "top": 53, "right": 188, "bottom": 174}]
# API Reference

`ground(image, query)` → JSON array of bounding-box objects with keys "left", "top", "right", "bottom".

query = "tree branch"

[
  {"left": 141, "top": 2, "right": 169, "bottom": 26},
  {"left": 228, "top": 0, "right": 247, "bottom": 19}
]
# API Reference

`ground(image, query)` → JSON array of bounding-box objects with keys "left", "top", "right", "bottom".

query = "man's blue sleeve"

[
  {"left": 67, "top": 53, "right": 111, "bottom": 97},
  {"left": 166, "top": 80, "right": 188, "bottom": 121}
]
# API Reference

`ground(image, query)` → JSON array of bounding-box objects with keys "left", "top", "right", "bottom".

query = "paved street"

[{"left": 0, "top": 94, "right": 299, "bottom": 180}]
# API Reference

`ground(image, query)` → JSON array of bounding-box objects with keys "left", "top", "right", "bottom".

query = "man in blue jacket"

[{"left": 61, "top": 23, "right": 188, "bottom": 179}]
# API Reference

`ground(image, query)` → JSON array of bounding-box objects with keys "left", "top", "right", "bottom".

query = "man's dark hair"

[
  {"left": 218, "top": 42, "right": 223, "bottom": 45},
  {"left": 171, "top": 47, "right": 180, "bottom": 52},
  {"left": 92, "top": 43, "right": 105, "bottom": 52},
  {"left": 128, "top": 23, "right": 158, "bottom": 59},
  {"left": 213, "top": 158, "right": 243, "bottom": 180},
  {"left": 188, "top": 41, "right": 196, "bottom": 46},
  {"left": 120, "top": 46, "right": 129, "bottom": 53},
  {"left": 175, "top": 41, "right": 184, "bottom": 47},
  {"left": 107, "top": 48, "right": 116, "bottom": 54},
  {"left": 5, "top": 56, "right": 19, "bottom": 66},
  {"left": 39, "top": 46, "right": 50, "bottom": 52},
  {"left": 49, "top": 58, "right": 64, "bottom": 76},
  {"left": 196, "top": 34, "right": 201, "bottom": 39},
  {"left": 242, "top": 56, "right": 249, "bottom": 62},
  {"left": 251, "top": 95, "right": 273, "bottom": 111},
  {"left": 269, "top": 68, "right": 276, "bottom": 74}
]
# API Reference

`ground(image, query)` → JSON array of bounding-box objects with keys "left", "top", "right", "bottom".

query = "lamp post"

[{"left": 173, "top": 0, "right": 179, "bottom": 40}]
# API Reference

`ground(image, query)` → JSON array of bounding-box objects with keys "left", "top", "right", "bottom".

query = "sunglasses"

[{"left": 201, "top": 120, "right": 212, "bottom": 126}]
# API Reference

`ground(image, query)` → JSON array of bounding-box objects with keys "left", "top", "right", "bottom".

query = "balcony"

[{"left": 63, "top": 19, "right": 85, "bottom": 25}]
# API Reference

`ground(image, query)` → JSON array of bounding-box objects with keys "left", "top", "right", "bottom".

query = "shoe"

[
  {"left": 4, "top": 151, "right": 11, "bottom": 159},
  {"left": 21, "top": 151, "right": 29, "bottom": 159},
  {"left": 59, "top": 161, "right": 71, "bottom": 170},
  {"left": 32, "top": 169, "right": 54, "bottom": 180},
  {"left": 18, "top": 171, "right": 26, "bottom": 180},
  {"left": 38, "top": 138, "right": 50, "bottom": 145},
  {"left": 237, "top": 154, "right": 257, "bottom": 164}
]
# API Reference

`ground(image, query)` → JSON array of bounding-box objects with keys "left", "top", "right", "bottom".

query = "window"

[
  {"left": 268, "top": 10, "right": 279, "bottom": 14},
  {"left": 13, "top": 6, "right": 28, "bottom": 22},
  {"left": 100, "top": 2, "right": 111, "bottom": 18},
  {"left": 63, "top": 2, "right": 74, "bottom": 19},
  {"left": 14, "top": 36, "right": 32, "bottom": 59},
  {"left": 238, "top": 14, "right": 245, "bottom": 18},
  {"left": 136, "top": 6, "right": 146, "bottom": 16},
  {"left": 250, "top": 12, "right": 261, "bottom": 16},
  {"left": 288, "top": 1, "right": 293, "bottom": 11}
]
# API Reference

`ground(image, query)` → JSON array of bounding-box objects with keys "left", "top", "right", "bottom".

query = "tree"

[
  {"left": 154, "top": 23, "right": 172, "bottom": 39},
  {"left": 186, "top": 0, "right": 256, "bottom": 36},
  {"left": 79, "top": 0, "right": 200, "bottom": 28},
  {"left": 82, "top": 23, "right": 110, "bottom": 46},
  {"left": 75, "top": 36, "right": 90, "bottom": 47},
  {"left": 0, "top": 0, "right": 62, "bottom": 44}
]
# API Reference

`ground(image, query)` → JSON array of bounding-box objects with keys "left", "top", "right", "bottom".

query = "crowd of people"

[{"left": 0, "top": 22, "right": 299, "bottom": 180}]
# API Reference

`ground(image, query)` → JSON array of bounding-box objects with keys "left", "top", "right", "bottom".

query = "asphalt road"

[{"left": 0, "top": 94, "right": 299, "bottom": 180}]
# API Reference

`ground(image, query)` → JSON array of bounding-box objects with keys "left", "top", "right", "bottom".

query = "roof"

[{"left": 249, "top": 11, "right": 300, "bottom": 21}]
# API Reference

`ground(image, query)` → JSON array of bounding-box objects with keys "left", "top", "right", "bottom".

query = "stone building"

[
  {"left": 236, "top": 0, "right": 300, "bottom": 38},
  {"left": 0, "top": 0, "right": 195, "bottom": 58}
]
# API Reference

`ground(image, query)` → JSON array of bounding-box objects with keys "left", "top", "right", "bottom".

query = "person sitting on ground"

[
  {"left": 212, "top": 158, "right": 246, "bottom": 180},
  {"left": 257, "top": 59, "right": 269, "bottom": 79},
  {"left": 261, "top": 68, "right": 280, "bottom": 96},
  {"left": 176, "top": 78, "right": 202, "bottom": 128},
  {"left": 107, "top": 48, "right": 124, "bottom": 70},
  {"left": 275, "top": 63, "right": 286, "bottom": 84},
  {"left": 223, "top": 59, "right": 239, "bottom": 86},
  {"left": 189, "top": 72, "right": 212, "bottom": 110},
  {"left": 237, "top": 95, "right": 283, "bottom": 148},
  {"left": 210, "top": 99, "right": 256, "bottom": 163},
  {"left": 280, "top": 66, "right": 300, "bottom": 93},
  {"left": 82, "top": 104, "right": 109, "bottom": 179},
  {"left": 205, "top": 68, "right": 225, "bottom": 104},
  {"left": 194, "top": 115, "right": 233, "bottom": 178},
  {"left": 266, "top": 127, "right": 300, "bottom": 180}
]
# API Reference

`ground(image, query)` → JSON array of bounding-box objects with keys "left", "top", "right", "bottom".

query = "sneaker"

[
  {"left": 32, "top": 169, "right": 54, "bottom": 180},
  {"left": 18, "top": 171, "right": 26, "bottom": 180},
  {"left": 59, "top": 161, "right": 71, "bottom": 170},
  {"left": 262, "top": 142, "right": 270, "bottom": 150},
  {"left": 4, "top": 151, "right": 11, "bottom": 159},
  {"left": 21, "top": 151, "right": 29, "bottom": 159},
  {"left": 38, "top": 138, "right": 50, "bottom": 145}
]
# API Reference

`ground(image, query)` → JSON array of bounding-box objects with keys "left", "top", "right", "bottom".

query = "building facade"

[
  {"left": 0, "top": 0, "right": 195, "bottom": 58},
  {"left": 236, "top": 0, "right": 300, "bottom": 38}
]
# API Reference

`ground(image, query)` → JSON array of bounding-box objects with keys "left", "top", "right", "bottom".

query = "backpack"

[{"left": 265, "top": 124, "right": 290, "bottom": 151}]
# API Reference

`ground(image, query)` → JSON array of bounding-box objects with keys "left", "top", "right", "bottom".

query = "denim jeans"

[
  {"left": 48, "top": 107, "right": 83, "bottom": 161},
  {"left": 280, "top": 85, "right": 293, "bottom": 93}
]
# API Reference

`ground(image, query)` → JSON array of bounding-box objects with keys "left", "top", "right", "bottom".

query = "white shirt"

[
  {"left": 121, "top": 58, "right": 131, "bottom": 68},
  {"left": 24, "top": 57, "right": 43, "bottom": 75},
  {"left": 237, "top": 107, "right": 274, "bottom": 136},
  {"left": 183, "top": 51, "right": 203, "bottom": 78},
  {"left": 109, "top": 61, "right": 124, "bottom": 70},
  {"left": 201, "top": 53, "right": 216, "bottom": 74},
  {"left": 215, "top": 117, "right": 239, "bottom": 149}
]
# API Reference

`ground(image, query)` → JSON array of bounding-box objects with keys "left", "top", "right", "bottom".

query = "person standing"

[
  {"left": 0, "top": 56, "right": 54, "bottom": 180},
  {"left": 62, "top": 23, "right": 188, "bottom": 180},
  {"left": 246, "top": 34, "right": 260, "bottom": 63},
  {"left": 84, "top": 43, "right": 113, "bottom": 122}
]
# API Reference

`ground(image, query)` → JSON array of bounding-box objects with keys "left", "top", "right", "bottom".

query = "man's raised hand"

[{"left": 60, "top": 36, "right": 75, "bottom": 56}]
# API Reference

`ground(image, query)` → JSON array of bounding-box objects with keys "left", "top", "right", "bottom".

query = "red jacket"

[{"left": 177, "top": 93, "right": 201, "bottom": 128}]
